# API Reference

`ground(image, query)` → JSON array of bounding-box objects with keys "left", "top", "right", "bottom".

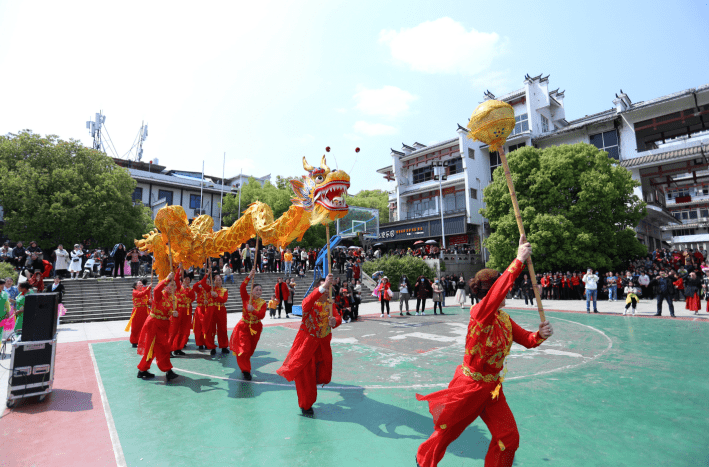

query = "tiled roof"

[
  {"left": 624, "top": 84, "right": 709, "bottom": 113},
  {"left": 620, "top": 143, "right": 709, "bottom": 168},
  {"left": 533, "top": 109, "right": 618, "bottom": 142},
  {"left": 397, "top": 137, "right": 459, "bottom": 161},
  {"left": 129, "top": 168, "right": 233, "bottom": 193},
  {"left": 376, "top": 165, "right": 393, "bottom": 174}
]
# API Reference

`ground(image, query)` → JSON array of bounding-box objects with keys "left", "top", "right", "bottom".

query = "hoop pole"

[
  {"left": 325, "top": 224, "right": 334, "bottom": 318},
  {"left": 498, "top": 148, "right": 545, "bottom": 322}
]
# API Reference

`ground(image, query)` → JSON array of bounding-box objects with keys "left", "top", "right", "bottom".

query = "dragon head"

[{"left": 290, "top": 155, "right": 350, "bottom": 225}]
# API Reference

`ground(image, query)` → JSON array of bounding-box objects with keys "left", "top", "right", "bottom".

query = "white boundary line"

[
  {"left": 89, "top": 343, "right": 127, "bottom": 467},
  {"left": 174, "top": 311, "right": 614, "bottom": 390}
]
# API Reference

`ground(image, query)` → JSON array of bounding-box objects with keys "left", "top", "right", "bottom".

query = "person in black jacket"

[
  {"left": 112, "top": 244, "right": 127, "bottom": 278},
  {"left": 648, "top": 271, "right": 675, "bottom": 317},
  {"left": 414, "top": 276, "right": 433, "bottom": 315},
  {"left": 12, "top": 241, "right": 27, "bottom": 270},
  {"left": 683, "top": 271, "right": 702, "bottom": 315}
]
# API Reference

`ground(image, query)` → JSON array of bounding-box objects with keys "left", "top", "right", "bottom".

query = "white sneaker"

[
  {"left": 416, "top": 312, "right": 420, "bottom": 316},
  {"left": 380, "top": 314, "right": 384, "bottom": 318},
  {"left": 633, "top": 309, "right": 637, "bottom": 315},
  {"left": 422, "top": 312, "right": 426, "bottom": 315},
  {"left": 623, "top": 310, "right": 627, "bottom": 315}
]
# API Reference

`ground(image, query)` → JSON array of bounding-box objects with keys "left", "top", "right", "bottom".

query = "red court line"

[{"left": 1, "top": 341, "right": 116, "bottom": 467}]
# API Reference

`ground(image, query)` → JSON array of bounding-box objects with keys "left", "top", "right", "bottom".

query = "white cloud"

[
  {"left": 379, "top": 18, "right": 505, "bottom": 75},
  {"left": 353, "top": 86, "right": 417, "bottom": 117},
  {"left": 353, "top": 121, "right": 398, "bottom": 136}
]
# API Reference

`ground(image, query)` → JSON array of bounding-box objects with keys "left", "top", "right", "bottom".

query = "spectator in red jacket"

[{"left": 275, "top": 277, "right": 291, "bottom": 318}]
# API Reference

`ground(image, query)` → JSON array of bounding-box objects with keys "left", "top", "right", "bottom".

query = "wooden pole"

[
  {"left": 498, "top": 148, "right": 545, "bottom": 322},
  {"left": 325, "top": 224, "right": 334, "bottom": 318},
  {"left": 249, "top": 236, "right": 259, "bottom": 309}
]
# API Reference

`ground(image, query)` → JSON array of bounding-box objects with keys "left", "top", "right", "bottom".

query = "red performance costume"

[
  {"left": 169, "top": 277, "right": 195, "bottom": 352},
  {"left": 229, "top": 277, "right": 267, "bottom": 373},
  {"left": 137, "top": 278, "right": 176, "bottom": 374},
  {"left": 192, "top": 276, "right": 209, "bottom": 348},
  {"left": 416, "top": 259, "right": 546, "bottom": 467},
  {"left": 277, "top": 285, "right": 342, "bottom": 412},
  {"left": 203, "top": 282, "right": 229, "bottom": 350},
  {"left": 126, "top": 285, "right": 151, "bottom": 345}
]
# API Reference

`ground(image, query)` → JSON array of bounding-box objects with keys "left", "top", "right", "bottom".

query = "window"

[
  {"left": 541, "top": 114, "right": 549, "bottom": 133},
  {"left": 447, "top": 157, "right": 464, "bottom": 175},
  {"left": 511, "top": 114, "right": 529, "bottom": 136},
  {"left": 455, "top": 192, "right": 466, "bottom": 210},
  {"left": 190, "top": 194, "right": 201, "bottom": 209},
  {"left": 412, "top": 166, "right": 433, "bottom": 184},
  {"left": 158, "top": 189, "right": 173, "bottom": 205},
  {"left": 508, "top": 142, "right": 526, "bottom": 153},
  {"left": 489, "top": 151, "right": 502, "bottom": 180},
  {"left": 468, "top": 148, "right": 475, "bottom": 159},
  {"left": 690, "top": 210, "right": 698, "bottom": 219},
  {"left": 470, "top": 188, "right": 477, "bottom": 199},
  {"left": 701, "top": 208, "right": 709, "bottom": 218},
  {"left": 590, "top": 130, "right": 619, "bottom": 160},
  {"left": 681, "top": 211, "right": 689, "bottom": 220},
  {"left": 132, "top": 187, "right": 143, "bottom": 203},
  {"left": 673, "top": 212, "right": 681, "bottom": 220},
  {"left": 676, "top": 228, "right": 696, "bottom": 236}
]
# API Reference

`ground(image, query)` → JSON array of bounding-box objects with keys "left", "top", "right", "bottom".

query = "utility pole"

[{"left": 238, "top": 168, "right": 242, "bottom": 215}]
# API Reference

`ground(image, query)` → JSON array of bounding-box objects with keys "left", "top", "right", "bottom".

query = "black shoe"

[
  {"left": 653, "top": 313, "right": 662, "bottom": 316},
  {"left": 221, "top": 348, "right": 229, "bottom": 354},
  {"left": 434, "top": 312, "right": 438, "bottom": 315},
  {"left": 670, "top": 314, "right": 675, "bottom": 317},
  {"left": 198, "top": 345, "right": 205, "bottom": 350},
  {"left": 301, "top": 407, "right": 314, "bottom": 416},
  {"left": 593, "top": 310, "right": 598, "bottom": 313},
  {"left": 165, "top": 369, "right": 179, "bottom": 381},
  {"left": 242, "top": 371, "right": 252, "bottom": 381},
  {"left": 440, "top": 311, "right": 445, "bottom": 315},
  {"left": 286, "top": 314, "right": 290, "bottom": 318},
  {"left": 132, "top": 343, "right": 138, "bottom": 348},
  {"left": 210, "top": 349, "right": 217, "bottom": 356},
  {"left": 174, "top": 350, "right": 186, "bottom": 356},
  {"left": 406, "top": 312, "right": 412, "bottom": 316},
  {"left": 137, "top": 370, "right": 155, "bottom": 379},
  {"left": 400, "top": 313, "right": 404, "bottom": 316},
  {"left": 170, "top": 352, "right": 175, "bottom": 357}
]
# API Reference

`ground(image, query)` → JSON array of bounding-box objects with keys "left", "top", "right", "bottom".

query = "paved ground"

[{"left": 1, "top": 297, "right": 708, "bottom": 466}]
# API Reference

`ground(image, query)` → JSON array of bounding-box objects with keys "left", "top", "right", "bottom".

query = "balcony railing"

[{"left": 401, "top": 207, "right": 467, "bottom": 220}]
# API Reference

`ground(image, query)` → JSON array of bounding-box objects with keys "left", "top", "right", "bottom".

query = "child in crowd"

[
  {"left": 624, "top": 284, "right": 639, "bottom": 315},
  {"left": 268, "top": 294, "right": 278, "bottom": 319}
]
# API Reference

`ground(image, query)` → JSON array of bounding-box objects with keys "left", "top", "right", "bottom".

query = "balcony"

[
  {"left": 399, "top": 172, "right": 465, "bottom": 195},
  {"left": 401, "top": 207, "right": 467, "bottom": 221}
]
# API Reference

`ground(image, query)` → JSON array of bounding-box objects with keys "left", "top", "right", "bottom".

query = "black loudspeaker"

[{"left": 21, "top": 293, "right": 58, "bottom": 342}]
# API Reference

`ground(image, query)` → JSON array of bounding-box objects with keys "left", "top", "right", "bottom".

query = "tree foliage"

[
  {"left": 481, "top": 143, "right": 647, "bottom": 272},
  {"left": 0, "top": 131, "right": 154, "bottom": 249},
  {"left": 361, "top": 256, "right": 435, "bottom": 291}
]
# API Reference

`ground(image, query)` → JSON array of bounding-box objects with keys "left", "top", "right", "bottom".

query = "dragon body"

[{"left": 136, "top": 155, "right": 350, "bottom": 279}]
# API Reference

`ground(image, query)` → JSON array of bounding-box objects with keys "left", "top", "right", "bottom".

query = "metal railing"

[{"left": 402, "top": 207, "right": 467, "bottom": 220}]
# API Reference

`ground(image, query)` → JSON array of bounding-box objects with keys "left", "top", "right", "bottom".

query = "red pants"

[
  {"left": 204, "top": 305, "right": 228, "bottom": 349},
  {"left": 168, "top": 307, "right": 191, "bottom": 351},
  {"left": 137, "top": 318, "right": 173, "bottom": 373},
  {"left": 229, "top": 320, "right": 262, "bottom": 372},
  {"left": 129, "top": 307, "right": 149, "bottom": 345},
  {"left": 416, "top": 388, "right": 519, "bottom": 467},
  {"left": 193, "top": 306, "right": 206, "bottom": 347},
  {"left": 293, "top": 342, "right": 332, "bottom": 410}
]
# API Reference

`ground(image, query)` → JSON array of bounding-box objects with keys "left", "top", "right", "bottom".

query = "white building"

[
  {"left": 376, "top": 74, "right": 709, "bottom": 253},
  {"left": 114, "top": 159, "right": 271, "bottom": 230}
]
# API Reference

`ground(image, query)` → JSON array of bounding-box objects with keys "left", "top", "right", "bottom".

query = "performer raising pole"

[
  {"left": 414, "top": 100, "right": 554, "bottom": 466},
  {"left": 229, "top": 236, "right": 267, "bottom": 380}
]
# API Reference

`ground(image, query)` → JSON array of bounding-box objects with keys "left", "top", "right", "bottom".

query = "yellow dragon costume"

[{"left": 135, "top": 155, "right": 350, "bottom": 279}]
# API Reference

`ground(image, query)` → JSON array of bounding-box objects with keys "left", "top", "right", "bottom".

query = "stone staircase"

[{"left": 60, "top": 271, "right": 377, "bottom": 324}]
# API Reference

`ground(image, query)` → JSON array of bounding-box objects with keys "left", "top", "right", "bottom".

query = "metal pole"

[
  {"left": 478, "top": 178, "right": 486, "bottom": 264},
  {"left": 438, "top": 167, "right": 446, "bottom": 257},
  {"left": 200, "top": 161, "right": 204, "bottom": 214},
  {"left": 220, "top": 152, "right": 225, "bottom": 227},
  {"left": 238, "top": 168, "right": 242, "bottom": 215}
]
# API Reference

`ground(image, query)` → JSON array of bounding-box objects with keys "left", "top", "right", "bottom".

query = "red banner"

[
  {"left": 448, "top": 234, "right": 468, "bottom": 245},
  {"left": 675, "top": 195, "right": 692, "bottom": 203}
]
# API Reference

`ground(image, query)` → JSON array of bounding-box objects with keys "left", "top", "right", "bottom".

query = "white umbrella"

[
  {"left": 425, "top": 240, "right": 438, "bottom": 244},
  {"left": 348, "top": 246, "right": 361, "bottom": 249}
]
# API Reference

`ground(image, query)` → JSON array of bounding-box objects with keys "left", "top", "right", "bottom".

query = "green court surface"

[{"left": 92, "top": 308, "right": 709, "bottom": 466}]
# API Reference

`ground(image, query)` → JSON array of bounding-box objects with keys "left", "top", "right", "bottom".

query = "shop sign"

[{"left": 377, "top": 221, "right": 429, "bottom": 241}]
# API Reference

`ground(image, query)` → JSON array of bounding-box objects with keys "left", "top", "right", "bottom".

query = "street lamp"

[{"left": 433, "top": 161, "right": 449, "bottom": 257}]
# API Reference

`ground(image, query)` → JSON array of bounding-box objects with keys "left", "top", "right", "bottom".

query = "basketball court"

[{"left": 2, "top": 304, "right": 707, "bottom": 466}]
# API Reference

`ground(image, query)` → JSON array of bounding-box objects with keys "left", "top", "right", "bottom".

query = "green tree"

[
  {"left": 0, "top": 131, "right": 154, "bottom": 249},
  {"left": 361, "top": 256, "right": 435, "bottom": 291},
  {"left": 481, "top": 143, "right": 647, "bottom": 272}
]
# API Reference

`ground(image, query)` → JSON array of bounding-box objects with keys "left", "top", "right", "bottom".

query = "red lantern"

[
  {"left": 325, "top": 146, "right": 331, "bottom": 152},
  {"left": 355, "top": 147, "right": 360, "bottom": 153}
]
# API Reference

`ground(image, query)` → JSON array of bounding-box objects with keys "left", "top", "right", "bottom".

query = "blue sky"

[{"left": 1, "top": 0, "right": 707, "bottom": 193}]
